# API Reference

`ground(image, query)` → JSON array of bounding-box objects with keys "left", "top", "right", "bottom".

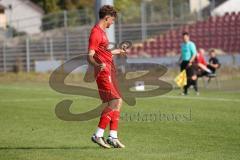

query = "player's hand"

[
  {"left": 119, "top": 41, "right": 131, "bottom": 56},
  {"left": 188, "top": 62, "right": 192, "bottom": 66},
  {"left": 99, "top": 63, "right": 106, "bottom": 71},
  {"left": 120, "top": 49, "right": 127, "bottom": 56}
]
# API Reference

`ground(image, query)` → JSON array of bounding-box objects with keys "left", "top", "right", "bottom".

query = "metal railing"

[
  {"left": 0, "top": 0, "right": 220, "bottom": 72},
  {"left": 0, "top": 20, "right": 190, "bottom": 72}
]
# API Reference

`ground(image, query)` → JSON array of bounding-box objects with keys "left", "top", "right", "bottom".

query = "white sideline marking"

[
  {"left": 0, "top": 98, "right": 58, "bottom": 102},
  {"left": 160, "top": 95, "right": 240, "bottom": 102},
  {"left": 0, "top": 86, "right": 50, "bottom": 91},
  {"left": 0, "top": 96, "right": 239, "bottom": 103},
  {"left": 0, "top": 85, "right": 239, "bottom": 103}
]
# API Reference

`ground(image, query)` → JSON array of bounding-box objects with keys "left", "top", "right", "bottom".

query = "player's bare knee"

[
  {"left": 118, "top": 98, "right": 123, "bottom": 107},
  {"left": 116, "top": 98, "right": 122, "bottom": 110},
  {"left": 109, "top": 98, "right": 122, "bottom": 110},
  {"left": 113, "top": 98, "right": 122, "bottom": 107}
]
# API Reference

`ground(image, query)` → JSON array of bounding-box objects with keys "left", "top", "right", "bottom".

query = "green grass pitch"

[{"left": 0, "top": 83, "right": 240, "bottom": 160}]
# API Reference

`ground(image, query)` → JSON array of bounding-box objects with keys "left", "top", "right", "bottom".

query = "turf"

[{"left": 0, "top": 82, "right": 240, "bottom": 160}]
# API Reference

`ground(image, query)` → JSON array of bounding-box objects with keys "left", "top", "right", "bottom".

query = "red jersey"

[
  {"left": 88, "top": 24, "right": 121, "bottom": 102},
  {"left": 88, "top": 24, "right": 112, "bottom": 64},
  {"left": 196, "top": 52, "right": 207, "bottom": 65}
]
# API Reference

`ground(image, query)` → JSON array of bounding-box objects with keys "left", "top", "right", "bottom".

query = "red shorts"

[{"left": 95, "top": 64, "right": 121, "bottom": 103}]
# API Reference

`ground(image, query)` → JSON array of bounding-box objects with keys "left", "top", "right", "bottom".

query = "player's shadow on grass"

[{"left": 0, "top": 146, "right": 98, "bottom": 150}]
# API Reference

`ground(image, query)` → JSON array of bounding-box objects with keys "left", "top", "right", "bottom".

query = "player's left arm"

[
  {"left": 189, "top": 42, "right": 197, "bottom": 65},
  {"left": 111, "top": 48, "right": 127, "bottom": 56}
]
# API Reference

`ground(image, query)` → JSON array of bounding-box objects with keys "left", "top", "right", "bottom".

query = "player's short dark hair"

[
  {"left": 182, "top": 32, "right": 189, "bottom": 36},
  {"left": 99, "top": 5, "right": 117, "bottom": 19}
]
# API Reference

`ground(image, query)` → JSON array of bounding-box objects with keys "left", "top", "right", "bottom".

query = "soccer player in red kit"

[{"left": 88, "top": 5, "right": 127, "bottom": 148}]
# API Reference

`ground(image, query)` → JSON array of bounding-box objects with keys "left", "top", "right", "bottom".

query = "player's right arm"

[
  {"left": 88, "top": 50, "right": 106, "bottom": 70},
  {"left": 88, "top": 30, "right": 105, "bottom": 70}
]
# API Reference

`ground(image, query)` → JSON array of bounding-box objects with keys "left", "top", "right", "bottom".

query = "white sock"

[
  {"left": 109, "top": 130, "right": 118, "bottom": 138},
  {"left": 95, "top": 127, "right": 104, "bottom": 137}
]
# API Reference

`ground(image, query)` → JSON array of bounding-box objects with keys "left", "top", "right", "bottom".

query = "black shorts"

[
  {"left": 207, "top": 64, "right": 216, "bottom": 73},
  {"left": 180, "top": 61, "right": 189, "bottom": 71}
]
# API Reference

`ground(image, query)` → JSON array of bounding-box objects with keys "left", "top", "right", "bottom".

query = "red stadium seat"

[{"left": 129, "top": 12, "right": 239, "bottom": 56}]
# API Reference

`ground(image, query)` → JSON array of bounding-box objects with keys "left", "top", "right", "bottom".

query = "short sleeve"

[
  {"left": 88, "top": 30, "right": 101, "bottom": 51},
  {"left": 190, "top": 42, "right": 197, "bottom": 56}
]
